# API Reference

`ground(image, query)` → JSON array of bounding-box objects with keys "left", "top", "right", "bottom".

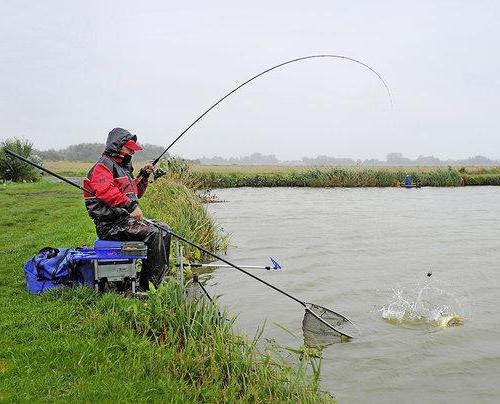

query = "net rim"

[{"left": 304, "top": 302, "right": 359, "bottom": 339}]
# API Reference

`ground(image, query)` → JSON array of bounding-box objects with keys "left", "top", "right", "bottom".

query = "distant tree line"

[
  {"left": 35, "top": 143, "right": 168, "bottom": 162},
  {"left": 34, "top": 144, "right": 500, "bottom": 167},
  {"left": 199, "top": 152, "right": 279, "bottom": 165},
  {"left": 201, "top": 152, "right": 500, "bottom": 166}
]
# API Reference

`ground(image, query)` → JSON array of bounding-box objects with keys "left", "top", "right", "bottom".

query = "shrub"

[{"left": 0, "top": 138, "right": 41, "bottom": 182}]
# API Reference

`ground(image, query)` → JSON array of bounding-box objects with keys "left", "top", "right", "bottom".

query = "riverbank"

[
  {"left": 0, "top": 181, "right": 331, "bottom": 402},
  {"left": 43, "top": 161, "right": 500, "bottom": 188}
]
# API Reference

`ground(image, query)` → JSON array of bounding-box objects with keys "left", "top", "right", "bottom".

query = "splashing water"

[{"left": 380, "top": 279, "right": 468, "bottom": 328}]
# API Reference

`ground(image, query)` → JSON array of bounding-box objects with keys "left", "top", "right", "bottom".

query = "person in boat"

[{"left": 83, "top": 128, "right": 171, "bottom": 289}]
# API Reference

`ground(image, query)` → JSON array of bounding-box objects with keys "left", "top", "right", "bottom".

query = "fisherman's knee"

[{"left": 153, "top": 221, "right": 172, "bottom": 238}]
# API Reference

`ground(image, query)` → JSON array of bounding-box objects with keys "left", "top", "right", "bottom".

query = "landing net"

[{"left": 302, "top": 303, "right": 359, "bottom": 346}]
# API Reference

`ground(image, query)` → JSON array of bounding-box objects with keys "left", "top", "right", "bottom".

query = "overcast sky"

[{"left": 1, "top": 0, "right": 499, "bottom": 160}]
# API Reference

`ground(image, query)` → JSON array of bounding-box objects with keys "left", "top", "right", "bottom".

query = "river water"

[{"left": 204, "top": 187, "right": 500, "bottom": 403}]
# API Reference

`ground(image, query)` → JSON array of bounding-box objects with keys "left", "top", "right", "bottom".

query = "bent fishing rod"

[
  {"left": 5, "top": 148, "right": 354, "bottom": 338},
  {"left": 152, "top": 54, "right": 393, "bottom": 165}
]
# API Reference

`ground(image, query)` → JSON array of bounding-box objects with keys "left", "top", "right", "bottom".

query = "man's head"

[
  {"left": 121, "top": 139, "right": 143, "bottom": 155},
  {"left": 104, "top": 128, "right": 142, "bottom": 158}
]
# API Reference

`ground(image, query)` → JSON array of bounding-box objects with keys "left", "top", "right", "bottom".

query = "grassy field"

[
  {"left": 0, "top": 181, "right": 331, "bottom": 402},
  {"left": 43, "top": 160, "right": 500, "bottom": 187},
  {"left": 43, "top": 161, "right": 150, "bottom": 177}
]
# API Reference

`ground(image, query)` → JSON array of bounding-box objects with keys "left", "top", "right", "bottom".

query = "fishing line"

[{"left": 153, "top": 54, "right": 393, "bottom": 164}]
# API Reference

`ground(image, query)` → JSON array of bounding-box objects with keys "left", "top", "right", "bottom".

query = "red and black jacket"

[{"left": 83, "top": 128, "right": 149, "bottom": 224}]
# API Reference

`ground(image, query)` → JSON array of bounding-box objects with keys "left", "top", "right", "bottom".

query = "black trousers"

[{"left": 96, "top": 218, "right": 171, "bottom": 289}]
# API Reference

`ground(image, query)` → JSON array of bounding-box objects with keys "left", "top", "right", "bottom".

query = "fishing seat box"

[{"left": 93, "top": 240, "right": 148, "bottom": 293}]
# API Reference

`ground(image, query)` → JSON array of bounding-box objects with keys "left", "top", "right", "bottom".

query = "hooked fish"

[
  {"left": 433, "top": 315, "right": 464, "bottom": 327},
  {"left": 383, "top": 315, "right": 465, "bottom": 328}
]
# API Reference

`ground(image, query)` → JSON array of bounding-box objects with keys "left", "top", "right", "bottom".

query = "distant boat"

[{"left": 403, "top": 175, "right": 422, "bottom": 189}]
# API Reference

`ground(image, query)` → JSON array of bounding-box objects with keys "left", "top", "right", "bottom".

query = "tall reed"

[
  {"left": 140, "top": 176, "right": 228, "bottom": 262},
  {"left": 84, "top": 281, "right": 331, "bottom": 402},
  {"left": 189, "top": 167, "right": 465, "bottom": 188}
]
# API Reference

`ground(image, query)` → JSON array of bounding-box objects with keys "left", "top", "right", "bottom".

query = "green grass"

[
  {"left": 141, "top": 177, "right": 228, "bottom": 263},
  {"left": 0, "top": 181, "right": 332, "bottom": 403},
  {"left": 461, "top": 174, "right": 500, "bottom": 186}
]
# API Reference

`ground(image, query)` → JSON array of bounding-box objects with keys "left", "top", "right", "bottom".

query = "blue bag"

[
  {"left": 23, "top": 247, "right": 94, "bottom": 294},
  {"left": 75, "top": 261, "right": 95, "bottom": 288}
]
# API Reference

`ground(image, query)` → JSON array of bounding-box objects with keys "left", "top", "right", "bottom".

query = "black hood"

[{"left": 104, "top": 128, "right": 137, "bottom": 157}]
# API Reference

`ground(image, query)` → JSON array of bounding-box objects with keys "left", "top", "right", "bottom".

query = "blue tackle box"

[{"left": 73, "top": 240, "right": 148, "bottom": 293}]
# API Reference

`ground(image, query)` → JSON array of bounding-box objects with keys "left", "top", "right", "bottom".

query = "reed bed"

[
  {"left": 189, "top": 166, "right": 465, "bottom": 188},
  {"left": 461, "top": 174, "right": 500, "bottom": 186},
  {"left": 80, "top": 282, "right": 328, "bottom": 402}
]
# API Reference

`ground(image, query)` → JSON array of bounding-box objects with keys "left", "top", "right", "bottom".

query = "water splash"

[{"left": 380, "top": 278, "right": 467, "bottom": 328}]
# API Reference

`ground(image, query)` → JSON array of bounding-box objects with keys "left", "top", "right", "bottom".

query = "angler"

[{"left": 83, "top": 127, "right": 171, "bottom": 289}]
